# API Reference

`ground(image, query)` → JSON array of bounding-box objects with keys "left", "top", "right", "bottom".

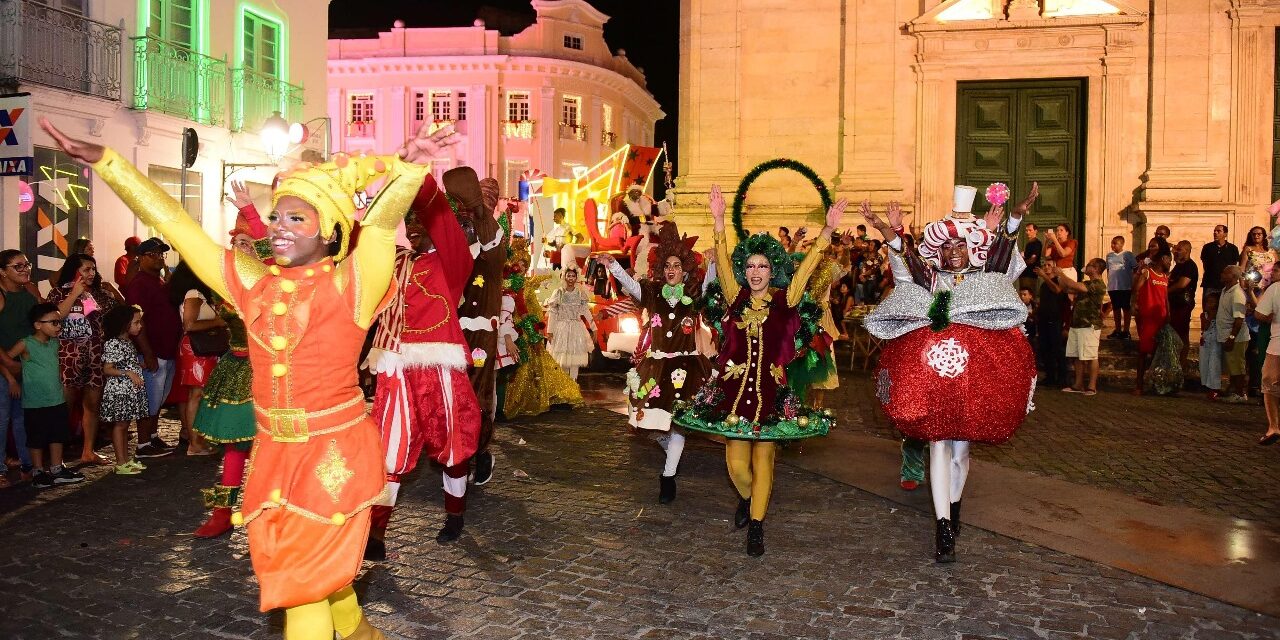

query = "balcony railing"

[
  {"left": 502, "top": 119, "right": 535, "bottom": 139},
  {"left": 602, "top": 131, "right": 618, "bottom": 148},
  {"left": 0, "top": 0, "right": 122, "bottom": 101},
  {"left": 559, "top": 122, "right": 587, "bottom": 141},
  {"left": 347, "top": 119, "right": 375, "bottom": 137},
  {"left": 231, "top": 66, "right": 303, "bottom": 132},
  {"left": 132, "top": 36, "right": 226, "bottom": 126}
]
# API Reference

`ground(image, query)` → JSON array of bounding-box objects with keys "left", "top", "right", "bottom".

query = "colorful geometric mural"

[{"left": 18, "top": 146, "right": 93, "bottom": 283}]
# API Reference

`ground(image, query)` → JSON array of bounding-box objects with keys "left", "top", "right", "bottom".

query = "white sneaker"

[{"left": 1222, "top": 394, "right": 1250, "bottom": 404}]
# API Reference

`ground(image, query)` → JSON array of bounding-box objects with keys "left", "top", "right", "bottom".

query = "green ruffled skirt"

[{"left": 193, "top": 352, "right": 254, "bottom": 448}]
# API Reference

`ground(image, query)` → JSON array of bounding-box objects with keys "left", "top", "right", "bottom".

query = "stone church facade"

[{"left": 675, "top": 0, "right": 1280, "bottom": 263}]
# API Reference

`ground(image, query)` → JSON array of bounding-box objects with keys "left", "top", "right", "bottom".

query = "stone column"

[
  {"left": 468, "top": 84, "right": 489, "bottom": 175},
  {"left": 835, "top": 0, "right": 904, "bottom": 201},
  {"left": 539, "top": 86, "right": 557, "bottom": 177},
  {"left": 1227, "top": 2, "right": 1271, "bottom": 212},
  {"left": 386, "top": 86, "right": 408, "bottom": 155}
]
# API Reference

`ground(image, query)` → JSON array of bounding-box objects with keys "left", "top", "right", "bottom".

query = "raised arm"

[
  {"left": 41, "top": 118, "right": 229, "bottom": 300},
  {"left": 350, "top": 125, "right": 458, "bottom": 327},
  {"left": 788, "top": 198, "right": 847, "bottom": 307},
  {"left": 709, "top": 185, "right": 741, "bottom": 301},
  {"left": 601, "top": 254, "right": 642, "bottom": 301}
]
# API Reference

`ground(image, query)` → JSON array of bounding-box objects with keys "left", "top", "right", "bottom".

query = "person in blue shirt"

[{"left": 1106, "top": 235, "right": 1137, "bottom": 340}]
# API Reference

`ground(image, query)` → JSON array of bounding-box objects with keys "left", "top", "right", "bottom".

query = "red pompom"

[{"left": 875, "top": 324, "right": 1035, "bottom": 444}]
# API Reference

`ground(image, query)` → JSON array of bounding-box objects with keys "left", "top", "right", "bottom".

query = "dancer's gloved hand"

[{"left": 39, "top": 117, "right": 105, "bottom": 164}]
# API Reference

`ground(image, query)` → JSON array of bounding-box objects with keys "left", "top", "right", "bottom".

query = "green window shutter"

[
  {"left": 170, "top": 0, "right": 195, "bottom": 49},
  {"left": 148, "top": 0, "right": 164, "bottom": 38},
  {"left": 242, "top": 12, "right": 280, "bottom": 77}
]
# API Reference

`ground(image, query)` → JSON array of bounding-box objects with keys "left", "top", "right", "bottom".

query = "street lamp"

[
  {"left": 260, "top": 111, "right": 291, "bottom": 163},
  {"left": 259, "top": 112, "right": 331, "bottom": 164}
]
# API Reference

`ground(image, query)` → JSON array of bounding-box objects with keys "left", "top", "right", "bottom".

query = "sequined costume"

[
  {"left": 503, "top": 274, "right": 584, "bottom": 418},
  {"left": 89, "top": 147, "right": 426, "bottom": 621},
  {"left": 193, "top": 301, "right": 253, "bottom": 447},
  {"left": 675, "top": 230, "right": 834, "bottom": 442},
  {"left": 865, "top": 185, "right": 1037, "bottom": 563},
  {"left": 364, "top": 175, "right": 480, "bottom": 542}
]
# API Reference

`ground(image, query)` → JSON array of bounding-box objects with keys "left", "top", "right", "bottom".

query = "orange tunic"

[{"left": 227, "top": 252, "right": 390, "bottom": 611}]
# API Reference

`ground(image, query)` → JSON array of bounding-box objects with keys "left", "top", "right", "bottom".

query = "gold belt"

[{"left": 253, "top": 393, "right": 366, "bottom": 443}]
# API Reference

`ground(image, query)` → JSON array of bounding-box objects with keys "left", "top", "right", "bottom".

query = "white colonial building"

[
  {"left": 0, "top": 0, "right": 329, "bottom": 283},
  {"left": 327, "top": 0, "right": 664, "bottom": 197}
]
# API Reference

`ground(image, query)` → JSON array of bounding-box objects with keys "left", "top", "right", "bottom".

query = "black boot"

[
  {"left": 471, "top": 451, "right": 495, "bottom": 486},
  {"left": 658, "top": 474, "right": 676, "bottom": 504},
  {"left": 436, "top": 514, "right": 464, "bottom": 544},
  {"left": 950, "top": 500, "right": 962, "bottom": 538},
  {"left": 734, "top": 497, "right": 751, "bottom": 529},
  {"left": 935, "top": 518, "right": 956, "bottom": 563},
  {"left": 746, "top": 520, "right": 765, "bottom": 557},
  {"left": 363, "top": 536, "right": 386, "bottom": 561}
]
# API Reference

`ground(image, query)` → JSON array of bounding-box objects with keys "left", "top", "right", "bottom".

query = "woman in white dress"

[{"left": 545, "top": 266, "right": 595, "bottom": 379}]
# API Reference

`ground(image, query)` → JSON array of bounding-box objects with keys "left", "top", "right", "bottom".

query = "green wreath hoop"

[{"left": 731, "top": 158, "right": 833, "bottom": 242}]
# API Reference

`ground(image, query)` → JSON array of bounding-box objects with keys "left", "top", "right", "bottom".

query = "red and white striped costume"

[{"left": 364, "top": 175, "right": 480, "bottom": 517}]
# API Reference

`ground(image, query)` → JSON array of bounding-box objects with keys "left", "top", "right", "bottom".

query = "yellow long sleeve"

[
  {"left": 349, "top": 156, "right": 430, "bottom": 328},
  {"left": 714, "top": 230, "right": 740, "bottom": 302},
  {"left": 92, "top": 148, "right": 229, "bottom": 301},
  {"left": 787, "top": 233, "right": 831, "bottom": 308}
]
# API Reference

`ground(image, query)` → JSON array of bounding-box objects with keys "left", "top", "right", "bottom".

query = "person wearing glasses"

[
  {"left": 1, "top": 303, "right": 85, "bottom": 488},
  {"left": 0, "top": 250, "right": 38, "bottom": 486}
]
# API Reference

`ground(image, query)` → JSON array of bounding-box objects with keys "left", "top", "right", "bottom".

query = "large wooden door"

[
  {"left": 1272, "top": 28, "right": 1280, "bottom": 203},
  {"left": 956, "top": 79, "right": 1086, "bottom": 263}
]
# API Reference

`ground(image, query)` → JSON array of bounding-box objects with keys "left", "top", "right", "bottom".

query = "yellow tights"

[
  {"left": 725, "top": 440, "right": 776, "bottom": 521},
  {"left": 284, "top": 585, "right": 363, "bottom": 639}
]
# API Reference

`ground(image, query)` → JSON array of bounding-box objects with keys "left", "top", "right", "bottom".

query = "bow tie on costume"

[
  {"left": 863, "top": 272, "right": 1027, "bottom": 341},
  {"left": 662, "top": 284, "right": 692, "bottom": 307}
]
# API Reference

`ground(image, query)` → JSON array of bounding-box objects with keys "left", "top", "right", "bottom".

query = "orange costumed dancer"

[{"left": 40, "top": 117, "right": 459, "bottom": 640}]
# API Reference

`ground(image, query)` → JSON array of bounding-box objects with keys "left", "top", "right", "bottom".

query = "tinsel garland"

[
  {"left": 730, "top": 233, "right": 796, "bottom": 289},
  {"left": 498, "top": 211, "right": 512, "bottom": 247},
  {"left": 929, "top": 291, "right": 952, "bottom": 332},
  {"left": 673, "top": 386, "right": 834, "bottom": 442},
  {"left": 731, "top": 158, "right": 834, "bottom": 243},
  {"left": 513, "top": 314, "right": 545, "bottom": 364},
  {"left": 699, "top": 280, "right": 727, "bottom": 335}
]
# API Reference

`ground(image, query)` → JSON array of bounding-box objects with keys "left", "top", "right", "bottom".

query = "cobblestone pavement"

[
  {"left": 827, "top": 364, "right": 1280, "bottom": 529},
  {"left": 1, "top": 402, "right": 1278, "bottom": 639}
]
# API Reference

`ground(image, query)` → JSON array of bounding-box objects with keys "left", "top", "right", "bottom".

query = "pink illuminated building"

[{"left": 327, "top": 0, "right": 665, "bottom": 196}]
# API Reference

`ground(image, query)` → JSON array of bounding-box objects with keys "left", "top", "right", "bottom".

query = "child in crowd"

[
  {"left": 100, "top": 305, "right": 150, "bottom": 474},
  {"left": 1019, "top": 287, "right": 1037, "bottom": 342},
  {"left": 1200, "top": 292, "right": 1223, "bottom": 399},
  {"left": 1106, "top": 235, "right": 1136, "bottom": 340},
  {"left": 2, "top": 303, "right": 84, "bottom": 489},
  {"left": 1059, "top": 259, "right": 1108, "bottom": 395}
]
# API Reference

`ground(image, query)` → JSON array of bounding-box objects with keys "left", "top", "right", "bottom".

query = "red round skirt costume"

[
  {"left": 867, "top": 272, "right": 1036, "bottom": 445},
  {"left": 875, "top": 324, "right": 1036, "bottom": 444}
]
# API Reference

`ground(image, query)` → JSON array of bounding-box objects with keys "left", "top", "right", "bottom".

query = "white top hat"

[{"left": 952, "top": 185, "right": 978, "bottom": 213}]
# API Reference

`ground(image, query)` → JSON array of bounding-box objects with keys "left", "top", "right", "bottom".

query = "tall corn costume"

[{"left": 89, "top": 146, "right": 428, "bottom": 640}]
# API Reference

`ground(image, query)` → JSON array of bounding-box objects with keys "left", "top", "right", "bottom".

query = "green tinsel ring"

[{"left": 731, "top": 158, "right": 834, "bottom": 243}]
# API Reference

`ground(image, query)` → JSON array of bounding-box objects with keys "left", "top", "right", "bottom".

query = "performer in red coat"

[
  {"left": 364, "top": 175, "right": 481, "bottom": 551},
  {"left": 862, "top": 183, "right": 1039, "bottom": 564}
]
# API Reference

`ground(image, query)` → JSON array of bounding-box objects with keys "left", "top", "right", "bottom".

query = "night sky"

[{"left": 327, "top": 0, "right": 681, "bottom": 179}]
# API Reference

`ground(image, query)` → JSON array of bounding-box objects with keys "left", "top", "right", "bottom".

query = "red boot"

[{"left": 194, "top": 507, "right": 233, "bottom": 538}]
